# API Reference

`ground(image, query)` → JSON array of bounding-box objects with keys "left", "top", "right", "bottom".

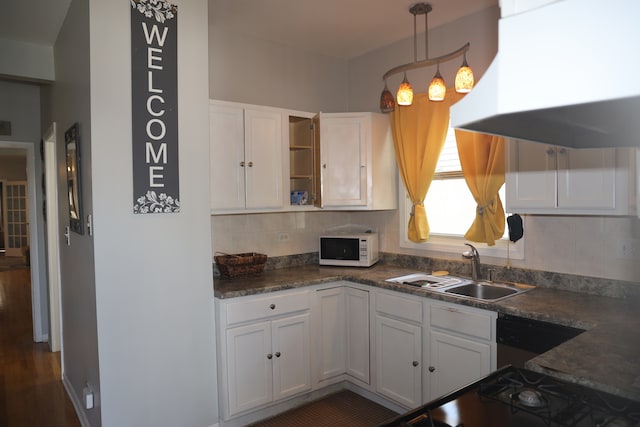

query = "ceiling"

[{"left": 1, "top": 0, "right": 497, "bottom": 59}]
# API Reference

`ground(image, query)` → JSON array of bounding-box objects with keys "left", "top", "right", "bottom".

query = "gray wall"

[{"left": 52, "top": 0, "right": 101, "bottom": 424}]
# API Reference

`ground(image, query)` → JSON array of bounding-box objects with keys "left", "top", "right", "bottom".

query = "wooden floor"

[
  {"left": 247, "top": 390, "right": 398, "bottom": 427},
  {"left": 0, "top": 267, "right": 81, "bottom": 427}
]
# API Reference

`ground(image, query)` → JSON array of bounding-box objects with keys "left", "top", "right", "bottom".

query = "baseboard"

[{"left": 62, "top": 374, "right": 91, "bottom": 427}]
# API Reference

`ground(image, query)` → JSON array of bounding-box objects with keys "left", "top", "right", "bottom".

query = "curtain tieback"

[
  {"left": 410, "top": 203, "right": 424, "bottom": 217},
  {"left": 476, "top": 198, "right": 495, "bottom": 216}
]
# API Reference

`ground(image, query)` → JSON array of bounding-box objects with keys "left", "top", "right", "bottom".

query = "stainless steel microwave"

[{"left": 319, "top": 233, "right": 379, "bottom": 267}]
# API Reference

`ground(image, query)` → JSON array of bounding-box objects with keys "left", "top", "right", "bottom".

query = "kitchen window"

[{"left": 398, "top": 126, "right": 524, "bottom": 260}]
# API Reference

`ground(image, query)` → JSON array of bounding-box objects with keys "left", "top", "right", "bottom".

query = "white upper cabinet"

[
  {"left": 315, "top": 112, "right": 397, "bottom": 210},
  {"left": 506, "top": 139, "right": 635, "bottom": 215},
  {"left": 210, "top": 101, "right": 284, "bottom": 212}
]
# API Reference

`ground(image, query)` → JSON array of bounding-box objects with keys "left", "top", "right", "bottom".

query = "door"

[
  {"left": 506, "top": 139, "right": 557, "bottom": 209},
  {"left": 210, "top": 103, "right": 245, "bottom": 210},
  {"left": 226, "top": 321, "right": 273, "bottom": 416},
  {"left": 316, "top": 287, "right": 346, "bottom": 382},
  {"left": 346, "top": 287, "right": 370, "bottom": 384},
  {"left": 429, "top": 330, "right": 490, "bottom": 399},
  {"left": 375, "top": 315, "right": 422, "bottom": 408},
  {"left": 244, "top": 108, "right": 283, "bottom": 209},
  {"left": 557, "top": 147, "right": 616, "bottom": 209},
  {"left": 2, "top": 181, "right": 29, "bottom": 257},
  {"left": 272, "top": 313, "right": 312, "bottom": 400},
  {"left": 319, "top": 114, "right": 367, "bottom": 207}
]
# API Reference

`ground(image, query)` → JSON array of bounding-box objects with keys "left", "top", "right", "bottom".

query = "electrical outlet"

[
  {"left": 277, "top": 232, "right": 290, "bottom": 242},
  {"left": 617, "top": 238, "right": 640, "bottom": 259}
]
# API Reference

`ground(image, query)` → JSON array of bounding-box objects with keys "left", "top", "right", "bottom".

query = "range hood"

[{"left": 451, "top": 0, "right": 640, "bottom": 149}]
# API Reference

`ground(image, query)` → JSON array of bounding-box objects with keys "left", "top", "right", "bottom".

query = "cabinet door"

[
  {"left": 316, "top": 287, "right": 346, "bottom": 381},
  {"left": 319, "top": 114, "right": 367, "bottom": 207},
  {"left": 272, "top": 313, "right": 312, "bottom": 401},
  {"left": 506, "top": 139, "right": 557, "bottom": 210},
  {"left": 375, "top": 315, "right": 422, "bottom": 408},
  {"left": 244, "top": 108, "right": 283, "bottom": 209},
  {"left": 557, "top": 147, "right": 616, "bottom": 209},
  {"left": 210, "top": 104, "right": 246, "bottom": 210},
  {"left": 346, "top": 288, "right": 370, "bottom": 384},
  {"left": 226, "top": 322, "right": 273, "bottom": 415},
  {"left": 429, "top": 330, "right": 490, "bottom": 400}
]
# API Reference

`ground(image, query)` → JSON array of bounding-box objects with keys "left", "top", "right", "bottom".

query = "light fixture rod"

[{"left": 382, "top": 42, "right": 470, "bottom": 81}]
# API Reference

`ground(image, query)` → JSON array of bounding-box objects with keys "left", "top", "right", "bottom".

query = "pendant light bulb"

[
  {"left": 428, "top": 65, "right": 446, "bottom": 102},
  {"left": 380, "top": 80, "right": 396, "bottom": 113},
  {"left": 455, "top": 53, "right": 474, "bottom": 93},
  {"left": 396, "top": 73, "right": 414, "bottom": 106}
]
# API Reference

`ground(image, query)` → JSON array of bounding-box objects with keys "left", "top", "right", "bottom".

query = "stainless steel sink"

[
  {"left": 386, "top": 273, "right": 533, "bottom": 302},
  {"left": 443, "top": 282, "right": 520, "bottom": 301}
]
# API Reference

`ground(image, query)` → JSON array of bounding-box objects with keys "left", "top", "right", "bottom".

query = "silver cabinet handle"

[
  {"left": 275, "top": 352, "right": 281, "bottom": 358},
  {"left": 412, "top": 361, "right": 419, "bottom": 367},
  {"left": 269, "top": 304, "right": 276, "bottom": 310},
  {"left": 428, "top": 366, "right": 435, "bottom": 372}
]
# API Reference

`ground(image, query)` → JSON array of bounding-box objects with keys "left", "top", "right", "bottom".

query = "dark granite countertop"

[{"left": 213, "top": 263, "right": 640, "bottom": 402}]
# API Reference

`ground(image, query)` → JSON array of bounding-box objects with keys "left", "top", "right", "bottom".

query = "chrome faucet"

[{"left": 462, "top": 243, "right": 481, "bottom": 281}]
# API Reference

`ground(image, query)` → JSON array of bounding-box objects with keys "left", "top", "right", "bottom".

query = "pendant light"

[
  {"left": 428, "top": 63, "right": 446, "bottom": 101},
  {"left": 379, "top": 3, "right": 474, "bottom": 112},
  {"left": 455, "top": 52, "right": 474, "bottom": 93},
  {"left": 379, "top": 79, "right": 396, "bottom": 112},
  {"left": 396, "top": 73, "right": 414, "bottom": 106}
]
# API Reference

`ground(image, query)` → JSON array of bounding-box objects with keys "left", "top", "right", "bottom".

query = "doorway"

[{"left": 0, "top": 140, "right": 46, "bottom": 343}]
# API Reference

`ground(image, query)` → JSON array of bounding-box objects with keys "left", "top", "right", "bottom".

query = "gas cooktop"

[{"left": 379, "top": 366, "right": 640, "bottom": 427}]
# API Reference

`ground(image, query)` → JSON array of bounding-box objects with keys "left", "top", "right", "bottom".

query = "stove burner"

[{"left": 513, "top": 388, "right": 547, "bottom": 408}]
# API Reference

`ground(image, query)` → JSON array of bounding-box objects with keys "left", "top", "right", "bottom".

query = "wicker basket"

[{"left": 215, "top": 252, "right": 268, "bottom": 278}]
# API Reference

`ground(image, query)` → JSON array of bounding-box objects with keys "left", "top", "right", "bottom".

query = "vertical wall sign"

[{"left": 131, "top": 0, "right": 180, "bottom": 214}]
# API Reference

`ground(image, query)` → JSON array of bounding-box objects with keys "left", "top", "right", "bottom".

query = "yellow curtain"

[
  {"left": 451, "top": 93, "right": 506, "bottom": 246},
  {"left": 390, "top": 91, "right": 453, "bottom": 242}
]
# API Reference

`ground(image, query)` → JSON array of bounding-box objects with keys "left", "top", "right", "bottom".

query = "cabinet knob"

[
  {"left": 412, "top": 361, "right": 419, "bottom": 367},
  {"left": 248, "top": 161, "right": 254, "bottom": 167},
  {"left": 323, "top": 164, "right": 327, "bottom": 169},
  {"left": 558, "top": 148, "right": 567, "bottom": 154},
  {"left": 428, "top": 366, "right": 435, "bottom": 372},
  {"left": 275, "top": 352, "right": 281, "bottom": 358},
  {"left": 267, "top": 353, "right": 273, "bottom": 360},
  {"left": 269, "top": 304, "right": 276, "bottom": 310},
  {"left": 240, "top": 161, "right": 245, "bottom": 167},
  {"left": 545, "top": 148, "right": 555, "bottom": 156}
]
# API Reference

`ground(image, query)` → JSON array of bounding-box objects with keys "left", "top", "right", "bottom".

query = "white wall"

[
  {"left": 209, "top": 5, "right": 640, "bottom": 284},
  {"left": 89, "top": 1, "right": 217, "bottom": 426},
  {"left": 0, "top": 39, "right": 54, "bottom": 82},
  {"left": 209, "top": 25, "right": 349, "bottom": 113}
]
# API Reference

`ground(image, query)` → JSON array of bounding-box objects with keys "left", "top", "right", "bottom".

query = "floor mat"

[{"left": 247, "top": 390, "right": 398, "bottom": 427}]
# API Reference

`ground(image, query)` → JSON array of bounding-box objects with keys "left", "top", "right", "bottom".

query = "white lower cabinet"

[
  {"left": 375, "top": 315, "right": 422, "bottom": 408},
  {"left": 314, "top": 284, "right": 370, "bottom": 385},
  {"left": 428, "top": 331, "right": 491, "bottom": 399},
  {"left": 217, "top": 290, "right": 312, "bottom": 419},
  {"left": 428, "top": 302, "right": 496, "bottom": 399},
  {"left": 216, "top": 284, "right": 496, "bottom": 422},
  {"left": 374, "top": 291, "right": 424, "bottom": 408}
]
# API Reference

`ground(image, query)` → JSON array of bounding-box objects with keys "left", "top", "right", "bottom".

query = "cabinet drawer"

[
  {"left": 375, "top": 291, "right": 422, "bottom": 323},
  {"left": 430, "top": 303, "right": 493, "bottom": 341},
  {"left": 226, "top": 291, "right": 310, "bottom": 326}
]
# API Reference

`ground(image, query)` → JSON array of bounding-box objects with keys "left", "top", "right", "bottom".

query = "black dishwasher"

[{"left": 496, "top": 313, "right": 585, "bottom": 368}]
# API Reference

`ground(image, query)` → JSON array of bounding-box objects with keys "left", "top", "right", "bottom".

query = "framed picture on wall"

[{"left": 65, "top": 123, "right": 83, "bottom": 234}]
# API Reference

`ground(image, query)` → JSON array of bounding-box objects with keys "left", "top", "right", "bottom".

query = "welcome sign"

[{"left": 131, "top": 0, "right": 180, "bottom": 214}]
